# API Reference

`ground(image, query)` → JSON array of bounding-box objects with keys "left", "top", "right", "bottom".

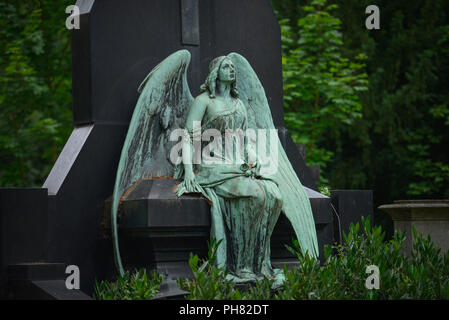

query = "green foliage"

[
  {"left": 326, "top": 0, "right": 449, "bottom": 200},
  {"left": 278, "top": 217, "right": 449, "bottom": 300},
  {"left": 177, "top": 239, "right": 243, "bottom": 300},
  {"left": 94, "top": 268, "right": 163, "bottom": 300},
  {"left": 93, "top": 219, "right": 449, "bottom": 300},
  {"left": 290, "top": 217, "right": 448, "bottom": 299},
  {"left": 178, "top": 239, "right": 280, "bottom": 300},
  {"left": 356, "top": 4, "right": 449, "bottom": 198},
  {"left": 0, "top": 1, "right": 73, "bottom": 187},
  {"left": 271, "top": 0, "right": 449, "bottom": 219},
  {"left": 280, "top": 0, "right": 368, "bottom": 175},
  {"left": 318, "top": 185, "right": 331, "bottom": 196},
  {"left": 181, "top": 217, "right": 449, "bottom": 300}
]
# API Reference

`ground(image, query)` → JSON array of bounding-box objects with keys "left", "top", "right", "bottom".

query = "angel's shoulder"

[
  {"left": 195, "top": 91, "right": 211, "bottom": 102},
  {"left": 192, "top": 92, "right": 212, "bottom": 108}
]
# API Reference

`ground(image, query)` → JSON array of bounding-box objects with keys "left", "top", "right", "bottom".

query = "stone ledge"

[{"left": 379, "top": 200, "right": 449, "bottom": 221}]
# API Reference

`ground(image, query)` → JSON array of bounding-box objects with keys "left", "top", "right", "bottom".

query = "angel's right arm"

[{"left": 182, "top": 94, "right": 208, "bottom": 177}]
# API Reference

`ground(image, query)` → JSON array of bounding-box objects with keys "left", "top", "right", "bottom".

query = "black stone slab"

[
  {"left": 72, "top": 0, "right": 284, "bottom": 126},
  {"left": 119, "top": 179, "right": 210, "bottom": 228},
  {"left": 181, "top": 0, "right": 200, "bottom": 46},
  {"left": 116, "top": 179, "right": 210, "bottom": 276},
  {"left": 6, "top": 263, "right": 92, "bottom": 299},
  {"left": 7, "top": 263, "right": 66, "bottom": 281},
  {"left": 7, "top": 280, "right": 92, "bottom": 300},
  {"left": 330, "top": 190, "right": 374, "bottom": 243},
  {"left": 43, "top": 123, "right": 128, "bottom": 294},
  {"left": 0, "top": 188, "right": 48, "bottom": 298}
]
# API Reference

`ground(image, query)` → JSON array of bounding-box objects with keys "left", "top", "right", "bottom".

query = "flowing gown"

[{"left": 193, "top": 98, "right": 283, "bottom": 282}]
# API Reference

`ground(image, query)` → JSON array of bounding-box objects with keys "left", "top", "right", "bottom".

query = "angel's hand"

[
  {"left": 175, "top": 173, "right": 203, "bottom": 197},
  {"left": 248, "top": 161, "right": 261, "bottom": 174}
]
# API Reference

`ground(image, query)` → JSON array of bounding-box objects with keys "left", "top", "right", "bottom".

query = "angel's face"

[{"left": 218, "top": 58, "right": 235, "bottom": 83}]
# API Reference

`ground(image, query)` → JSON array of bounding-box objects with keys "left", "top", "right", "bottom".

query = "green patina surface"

[{"left": 112, "top": 50, "right": 318, "bottom": 286}]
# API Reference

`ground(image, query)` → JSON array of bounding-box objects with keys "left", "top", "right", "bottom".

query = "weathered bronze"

[{"left": 111, "top": 50, "right": 318, "bottom": 286}]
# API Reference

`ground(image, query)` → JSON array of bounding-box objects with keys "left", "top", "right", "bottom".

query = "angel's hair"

[{"left": 200, "top": 56, "right": 239, "bottom": 99}]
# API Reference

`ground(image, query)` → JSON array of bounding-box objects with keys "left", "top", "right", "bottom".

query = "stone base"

[
  {"left": 379, "top": 200, "right": 449, "bottom": 256},
  {"left": 6, "top": 263, "right": 92, "bottom": 300},
  {"left": 104, "top": 178, "right": 334, "bottom": 279}
]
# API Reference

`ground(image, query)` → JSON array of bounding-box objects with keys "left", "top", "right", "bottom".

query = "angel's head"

[{"left": 200, "top": 56, "right": 239, "bottom": 99}]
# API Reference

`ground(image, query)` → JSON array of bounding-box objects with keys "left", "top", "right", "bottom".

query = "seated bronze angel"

[{"left": 111, "top": 50, "right": 318, "bottom": 285}]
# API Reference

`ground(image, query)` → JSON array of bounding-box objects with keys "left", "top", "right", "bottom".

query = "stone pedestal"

[
  {"left": 378, "top": 200, "right": 449, "bottom": 256},
  {"left": 103, "top": 178, "right": 334, "bottom": 279}
]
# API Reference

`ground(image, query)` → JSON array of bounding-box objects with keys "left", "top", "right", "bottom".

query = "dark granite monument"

[{"left": 0, "top": 0, "right": 372, "bottom": 299}]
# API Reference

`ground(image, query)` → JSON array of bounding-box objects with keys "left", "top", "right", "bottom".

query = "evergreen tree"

[{"left": 0, "top": 1, "right": 73, "bottom": 187}]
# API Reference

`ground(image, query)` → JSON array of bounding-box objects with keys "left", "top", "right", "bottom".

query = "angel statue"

[{"left": 111, "top": 50, "right": 318, "bottom": 286}]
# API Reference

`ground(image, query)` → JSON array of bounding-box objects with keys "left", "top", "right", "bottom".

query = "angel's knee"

[
  {"left": 271, "top": 187, "right": 283, "bottom": 207},
  {"left": 246, "top": 181, "right": 265, "bottom": 205}
]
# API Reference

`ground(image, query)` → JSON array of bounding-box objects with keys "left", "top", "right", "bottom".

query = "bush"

[
  {"left": 177, "top": 238, "right": 242, "bottom": 299},
  {"left": 94, "top": 268, "right": 163, "bottom": 300},
  {"left": 180, "top": 216, "right": 449, "bottom": 300},
  {"left": 279, "top": 217, "right": 449, "bottom": 299},
  {"left": 94, "top": 217, "right": 449, "bottom": 300}
]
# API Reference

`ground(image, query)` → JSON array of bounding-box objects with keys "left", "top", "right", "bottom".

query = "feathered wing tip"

[
  {"left": 111, "top": 50, "right": 193, "bottom": 275},
  {"left": 228, "top": 52, "right": 319, "bottom": 258},
  {"left": 276, "top": 145, "right": 319, "bottom": 258}
]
